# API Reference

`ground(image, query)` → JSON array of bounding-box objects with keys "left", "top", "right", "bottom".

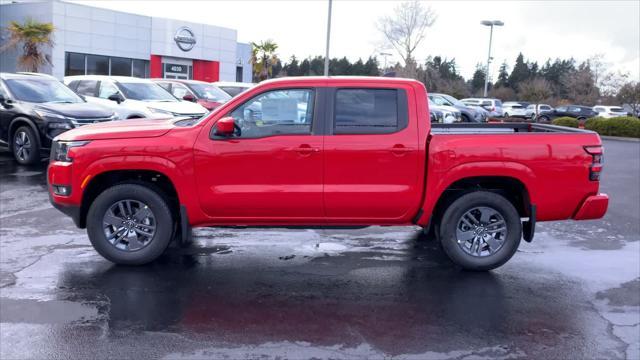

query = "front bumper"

[
  {"left": 49, "top": 192, "right": 83, "bottom": 228},
  {"left": 573, "top": 194, "right": 609, "bottom": 220},
  {"left": 48, "top": 161, "right": 84, "bottom": 228}
]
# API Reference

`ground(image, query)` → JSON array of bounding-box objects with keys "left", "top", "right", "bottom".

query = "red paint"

[
  {"left": 192, "top": 60, "right": 219, "bottom": 82},
  {"left": 48, "top": 76, "right": 608, "bottom": 230},
  {"left": 150, "top": 55, "right": 162, "bottom": 78}
]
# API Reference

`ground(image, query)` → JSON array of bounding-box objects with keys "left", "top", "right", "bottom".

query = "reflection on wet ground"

[{"left": 1, "top": 141, "right": 639, "bottom": 359}]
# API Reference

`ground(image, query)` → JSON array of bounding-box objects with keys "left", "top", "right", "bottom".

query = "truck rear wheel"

[
  {"left": 439, "top": 191, "right": 521, "bottom": 271},
  {"left": 86, "top": 183, "right": 174, "bottom": 265}
]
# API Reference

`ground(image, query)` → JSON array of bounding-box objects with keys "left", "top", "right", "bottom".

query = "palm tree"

[
  {"left": 1, "top": 19, "right": 55, "bottom": 72},
  {"left": 250, "top": 40, "right": 279, "bottom": 82}
]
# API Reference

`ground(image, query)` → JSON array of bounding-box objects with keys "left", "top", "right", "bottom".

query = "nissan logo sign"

[{"left": 174, "top": 27, "right": 196, "bottom": 52}]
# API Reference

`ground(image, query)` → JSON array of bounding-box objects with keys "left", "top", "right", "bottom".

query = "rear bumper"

[{"left": 573, "top": 194, "right": 609, "bottom": 220}]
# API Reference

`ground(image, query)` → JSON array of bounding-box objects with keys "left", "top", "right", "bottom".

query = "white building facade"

[{"left": 0, "top": 1, "right": 252, "bottom": 83}]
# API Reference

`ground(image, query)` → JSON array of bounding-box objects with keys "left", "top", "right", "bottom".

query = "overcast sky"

[{"left": 74, "top": 0, "right": 640, "bottom": 81}]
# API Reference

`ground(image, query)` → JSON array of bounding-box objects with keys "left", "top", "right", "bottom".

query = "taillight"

[{"left": 584, "top": 146, "right": 604, "bottom": 181}]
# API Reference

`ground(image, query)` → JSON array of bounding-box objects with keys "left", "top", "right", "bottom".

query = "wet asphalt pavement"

[{"left": 0, "top": 139, "right": 639, "bottom": 359}]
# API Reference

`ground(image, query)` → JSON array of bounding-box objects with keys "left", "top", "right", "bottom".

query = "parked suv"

[
  {"left": 537, "top": 105, "right": 598, "bottom": 123},
  {"left": 65, "top": 76, "right": 208, "bottom": 120},
  {"left": 153, "top": 79, "right": 231, "bottom": 111},
  {"left": 212, "top": 81, "right": 253, "bottom": 97},
  {"left": 428, "top": 93, "right": 484, "bottom": 122},
  {"left": 502, "top": 102, "right": 527, "bottom": 118},
  {"left": 461, "top": 98, "right": 504, "bottom": 118},
  {"left": 593, "top": 105, "right": 629, "bottom": 118},
  {"left": 0, "top": 73, "right": 116, "bottom": 164}
]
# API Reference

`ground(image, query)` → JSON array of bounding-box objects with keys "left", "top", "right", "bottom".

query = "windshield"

[
  {"left": 117, "top": 82, "right": 177, "bottom": 101},
  {"left": 220, "top": 86, "right": 248, "bottom": 97},
  {"left": 441, "top": 94, "right": 465, "bottom": 107},
  {"left": 189, "top": 84, "right": 232, "bottom": 102},
  {"left": 4, "top": 78, "right": 83, "bottom": 103}
]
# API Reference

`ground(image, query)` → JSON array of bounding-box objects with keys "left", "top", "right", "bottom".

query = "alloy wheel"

[
  {"left": 455, "top": 206, "right": 508, "bottom": 257},
  {"left": 14, "top": 131, "right": 31, "bottom": 162},
  {"left": 103, "top": 199, "right": 156, "bottom": 251}
]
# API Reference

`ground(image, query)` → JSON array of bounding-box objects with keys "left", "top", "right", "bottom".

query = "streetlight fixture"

[
  {"left": 380, "top": 52, "right": 392, "bottom": 72},
  {"left": 481, "top": 20, "right": 504, "bottom": 97},
  {"left": 324, "top": 0, "right": 333, "bottom": 76}
]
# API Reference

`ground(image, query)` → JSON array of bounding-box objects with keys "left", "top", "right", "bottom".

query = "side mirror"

[
  {"left": 108, "top": 93, "right": 124, "bottom": 104},
  {"left": 182, "top": 94, "right": 196, "bottom": 102},
  {"left": 214, "top": 116, "right": 236, "bottom": 137},
  {"left": 0, "top": 94, "right": 12, "bottom": 106}
]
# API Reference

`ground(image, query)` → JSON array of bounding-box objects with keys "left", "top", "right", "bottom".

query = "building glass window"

[
  {"left": 65, "top": 53, "right": 85, "bottom": 76},
  {"left": 110, "top": 57, "right": 132, "bottom": 76},
  {"left": 236, "top": 66, "right": 243, "bottom": 82},
  {"left": 86, "top": 55, "right": 109, "bottom": 75},
  {"left": 65, "top": 52, "right": 149, "bottom": 77}
]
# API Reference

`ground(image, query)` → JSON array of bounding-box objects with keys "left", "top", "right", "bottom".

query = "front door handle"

[{"left": 293, "top": 144, "right": 320, "bottom": 155}]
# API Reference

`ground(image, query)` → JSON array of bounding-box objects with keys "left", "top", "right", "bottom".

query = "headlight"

[
  {"left": 48, "top": 122, "right": 73, "bottom": 130},
  {"left": 147, "top": 107, "right": 174, "bottom": 117},
  {"left": 35, "top": 109, "right": 67, "bottom": 120},
  {"left": 51, "top": 140, "right": 90, "bottom": 162}
]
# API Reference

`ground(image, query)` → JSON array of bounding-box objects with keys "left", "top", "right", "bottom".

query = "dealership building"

[{"left": 0, "top": 1, "right": 252, "bottom": 83}]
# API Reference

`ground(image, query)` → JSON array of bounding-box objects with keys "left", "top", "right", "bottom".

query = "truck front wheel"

[
  {"left": 439, "top": 191, "right": 522, "bottom": 271},
  {"left": 86, "top": 184, "right": 174, "bottom": 265}
]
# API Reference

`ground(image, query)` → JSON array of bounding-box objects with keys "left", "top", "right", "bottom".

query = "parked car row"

[{"left": 1, "top": 72, "right": 254, "bottom": 164}]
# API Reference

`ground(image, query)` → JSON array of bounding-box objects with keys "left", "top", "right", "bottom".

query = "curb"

[{"left": 600, "top": 136, "right": 640, "bottom": 142}]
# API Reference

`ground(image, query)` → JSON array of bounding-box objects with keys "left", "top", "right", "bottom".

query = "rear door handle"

[
  {"left": 293, "top": 144, "right": 320, "bottom": 155},
  {"left": 390, "top": 145, "right": 413, "bottom": 156}
]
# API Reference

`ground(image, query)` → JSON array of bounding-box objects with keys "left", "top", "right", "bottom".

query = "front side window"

[
  {"left": 334, "top": 88, "right": 403, "bottom": 134},
  {"left": 189, "top": 84, "right": 232, "bottom": 102},
  {"left": 226, "top": 89, "right": 314, "bottom": 138},
  {"left": 556, "top": 106, "right": 567, "bottom": 112},
  {"left": 170, "top": 83, "right": 190, "bottom": 99},
  {"left": 540, "top": 105, "right": 551, "bottom": 110},
  {"left": 4, "top": 79, "right": 83, "bottom": 103},
  {"left": 75, "top": 80, "right": 98, "bottom": 96},
  {"left": 98, "top": 81, "right": 119, "bottom": 99}
]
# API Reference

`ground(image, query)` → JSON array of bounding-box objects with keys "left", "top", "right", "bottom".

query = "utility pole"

[
  {"left": 324, "top": 0, "right": 333, "bottom": 76},
  {"left": 481, "top": 20, "right": 504, "bottom": 97},
  {"left": 380, "top": 52, "right": 392, "bottom": 73}
]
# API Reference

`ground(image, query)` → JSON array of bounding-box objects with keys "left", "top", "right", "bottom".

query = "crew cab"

[{"left": 48, "top": 77, "right": 609, "bottom": 270}]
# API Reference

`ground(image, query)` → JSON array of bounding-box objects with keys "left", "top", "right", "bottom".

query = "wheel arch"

[
  {"left": 79, "top": 169, "right": 181, "bottom": 229},
  {"left": 9, "top": 116, "right": 40, "bottom": 148}
]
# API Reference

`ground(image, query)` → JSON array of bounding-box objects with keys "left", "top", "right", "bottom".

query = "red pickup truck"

[{"left": 48, "top": 77, "right": 608, "bottom": 270}]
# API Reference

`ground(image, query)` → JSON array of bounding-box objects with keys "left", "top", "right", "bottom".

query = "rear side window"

[
  {"left": 75, "top": 80, "right": 98, "bottom": 96},
  {"left": 334, "top": 88, "right": 407, "bottom": 134},
  {"left": 495, "top": 100, "right": 502, "bottom": 106}
]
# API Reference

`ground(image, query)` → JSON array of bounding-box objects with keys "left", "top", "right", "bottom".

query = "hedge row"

[
  {"left": 552, "top": 116, "right": 640, "bottom": 138},
  {"left": 585, "top": 117, "right": 640, "bottom": 138},
  {"left": 551, "top": 117, "right": 580, "bottom": 128}
]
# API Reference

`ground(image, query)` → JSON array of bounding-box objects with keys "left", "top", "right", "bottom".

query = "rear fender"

[{"left": 416, "top": 161, "right": 537, "bottom": 226}]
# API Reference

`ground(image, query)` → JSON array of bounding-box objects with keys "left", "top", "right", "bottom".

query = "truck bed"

[{"left": 431, "top": 123, "right": 592, "bottom": 134}]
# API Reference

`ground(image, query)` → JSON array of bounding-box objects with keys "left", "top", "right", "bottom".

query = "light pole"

[
  {"left": 380, "top": 52, "right": 392, "bottom": 73},
  {"left": 324, "top": 0, "right": 333, "bottom": 76},
  {"left": 481, "top": 20, "right": 504, "bottom": 97}
]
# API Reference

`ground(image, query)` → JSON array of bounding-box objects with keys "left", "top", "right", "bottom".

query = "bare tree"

[
  {"left": 617, "top": 81, "right": 640, "bottom": 115},
  {"left": 518, "top": 78, "right": 553, "bottom": 103},
  {"left": 377, "top": 1, "right": 437, "bottom": 68}
]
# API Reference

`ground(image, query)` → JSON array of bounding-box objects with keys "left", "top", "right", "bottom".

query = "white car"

[
  {"left": 593, "top": 105, "right": 628, "bottom": 118},
  {"left": 502, "top": 102, "right": 528, "bottom": 118},
  {"left": 212, "top": 81, "right": 254, "bottom": 97},
  {"left": 461, "top": 98, "right": 504, "bottom": 118},
  {"left": 525, "top": 104, "right": 554, "bottom": 119},
  {"left": 65, "top": 75, "right": 208, "bottom": 120}
]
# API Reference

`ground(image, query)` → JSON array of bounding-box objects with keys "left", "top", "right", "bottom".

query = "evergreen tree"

[
  {"left": 508, "top": 53, "right": 530, "bottom": 90},
  {"left": 495, "top": 61, "right": 509, "bottom": 88},
  {"left": 471, "top": 63, "right": 486, "bottom": 94},
  {"left": 363, "top": 57, "right": 380, "bottom": 75}
]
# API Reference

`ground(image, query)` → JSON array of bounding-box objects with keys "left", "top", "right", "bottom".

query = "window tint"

[
  {"left": 334, "top": 89, "right": 401, "bottom": 134},
  {"left": 132, "top": 59, "right": 148, "bottom": 78},
  {"left": 540, "top": 105, "right": 551, "bottom": 110},
  {"left": 110, "top": 57, "right": 132, "bottom": 76},
  {"left": 610, "top": 107, "right": 624, "bottom": 112},
  {"left": 594, "top": 107, "right": 604, "bottom": 112},
  {"left": 75, "top": 80, "right": 98, "bottom": 96},
  {"left": 65, "top": 53, "right": 85, "bottom": 76},
  {"left": 86, "top": 55, "right": 109, "bottom": 75},
  {"left": 227, "top": 89, "right": 314, "bottom": 138},
  {"left": 569, "top": 106, "right": 581, "bottom": 112},
  {"left": 98, "top": 81, "right": 119, "bottom": 99},
  {"left": 526, "top": 105, "right": 534, "bottom": 110},
  {"left": 155, "top": 82, "right": 171, "bottom": 91},
  {"left": 556, "top": 106, "right": 567, "bottom": 112},
  {"left": 481, "top": 100, "right": 492, "bottom": 106},
  {"left": 495, "top": 100, "right": 502, "bottom": 106},
  {"left": 4, "top": 79, "right": 82, "bottom": 103}
]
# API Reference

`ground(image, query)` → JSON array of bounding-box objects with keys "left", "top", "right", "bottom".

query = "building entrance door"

[{"left": 162, "top": 61, "right": 192, "bottom": 79}]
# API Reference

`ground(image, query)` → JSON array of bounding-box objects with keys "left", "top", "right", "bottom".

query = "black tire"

[
  {"left": 537, "top": 115, "right": 549, "bottom": 123},
  {"left": 87, "top": 183, "right": 174, "bottom": 265},
  {"left": 461, "top": 114, "right": 471, "bottom": 123},
  {"left": 439, "top": 191, "right": 522, "bottom": 271},
  {"left": 12, "top": 126, "right": 40, "bottom": 165}
]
